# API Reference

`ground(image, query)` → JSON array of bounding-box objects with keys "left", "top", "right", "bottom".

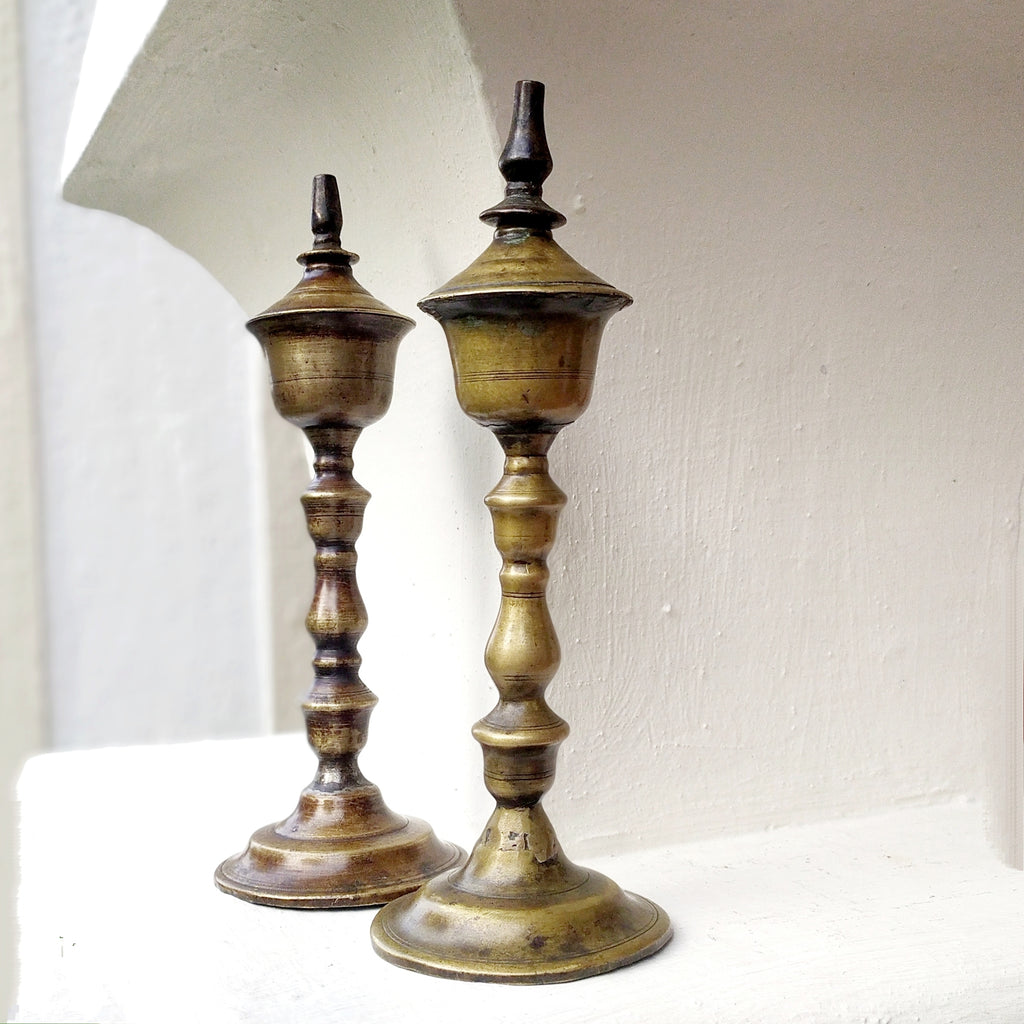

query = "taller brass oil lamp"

[
  {"left": 215, "top": 174, "right": 463, "bottom": 907},
  {"left": 371, "top": 82, "right": 672, "bottom": 981}
]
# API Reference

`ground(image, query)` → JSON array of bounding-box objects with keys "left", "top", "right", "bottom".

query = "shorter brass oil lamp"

[
  {"left": 215, "top": 175, "right": 463, "bottom": 907},
  {"left": 371, "top": 82, "right": 672, "bottom": 981}
]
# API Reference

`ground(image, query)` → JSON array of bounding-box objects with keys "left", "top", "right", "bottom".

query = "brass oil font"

[
  {"left": 371, "top": 82, "right": 672, "bottom": 981},
  {"left": 215, "top": 175, "right": 464, "bottom": 907}
]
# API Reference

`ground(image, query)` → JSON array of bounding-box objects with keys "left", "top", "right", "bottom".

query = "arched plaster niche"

[
  {"left": 64, "top": 0, "right": 1024, "bottom": 859},
  {"left": 62, "top": 0, "right": 500, "bottom": 828}
]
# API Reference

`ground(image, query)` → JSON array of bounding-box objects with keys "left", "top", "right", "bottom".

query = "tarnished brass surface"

[
  {"left": 215, "top": 175, "right": 463, "bottom": 908},
  {"left": 371, "top": 82, "right": 671, "bottom": 980}
]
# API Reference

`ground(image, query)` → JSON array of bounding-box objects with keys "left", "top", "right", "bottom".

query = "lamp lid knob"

[
  {"left": 247, "top": 174, "right": 412, "bottom": 328},
  {"left": 301, "top": 173, "right": 359, "bottom": 266},
  {"left": 480, "top": 80, "right": 567, "bottom": 230}
]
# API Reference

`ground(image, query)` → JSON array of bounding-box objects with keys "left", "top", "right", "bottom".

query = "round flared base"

[
  {"left": 215, "top": 808, "right": 465, "bottom": 909},
  {"left": 370, "top": 864, "right": 672, "bottom": 983}
]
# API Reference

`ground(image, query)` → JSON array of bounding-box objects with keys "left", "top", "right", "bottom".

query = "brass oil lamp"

[
  {"left": 371, "top": 82, "right": 672, "bottom": 981},
  {"left": 215, "top": 175, "right": 463, "bottom": 907}
]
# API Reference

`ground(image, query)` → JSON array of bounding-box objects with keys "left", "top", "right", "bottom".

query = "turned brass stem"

[
  {"left": 477, "top": 439, "right": 568, "bottom": 809},
  {"left": 301, "top": 425, "right": 376, "bottom": 794}
]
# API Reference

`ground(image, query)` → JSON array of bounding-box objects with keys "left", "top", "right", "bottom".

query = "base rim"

[
  {"left": 370, "top": 872, "right": 672, "bottom": 983},
  {"left": 215, "top": 821, "right": 465, "bottom": 909}
]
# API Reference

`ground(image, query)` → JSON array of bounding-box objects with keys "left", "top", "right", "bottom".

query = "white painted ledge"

[{"left": 14, "top": 737, "right": 1024, "bottom": 1022}]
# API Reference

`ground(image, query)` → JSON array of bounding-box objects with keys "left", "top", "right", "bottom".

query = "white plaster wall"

[
  {"left": 451, "top": 1, "right": 1024, "bottom": 859},
  {"left": 21, "top": 0, "right": 269, "bottom": 747},
  {"left": 0, "top": 0, "right": 43, "bottom": 1011},
  {"left": 59, "top": 0, "right": 1024, "bottom": 864}
]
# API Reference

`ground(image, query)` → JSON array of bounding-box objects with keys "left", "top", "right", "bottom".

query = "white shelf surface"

[{"left": 14, "top": 735, "right": 1024, "bottom": 1023}]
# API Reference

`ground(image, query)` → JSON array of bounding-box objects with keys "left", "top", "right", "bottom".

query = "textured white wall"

[
  {"left": 1, "top": 0, "right": 43, "bottom": 1012},
  {"left": 59, "top": 0, "right": 1024, "bottom": 865},
  {"left": 454, "top": 0, "right": 1024, "bottom": 858},
  {"left": 22, "top": 0, "right": 269, "bottom": 747}
]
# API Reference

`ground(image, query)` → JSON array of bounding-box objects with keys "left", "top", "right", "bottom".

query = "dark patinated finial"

[
  {"left": 301, "top": 173, "right": 358, "bottom": 265},
  {"left": 311, "top": 173, "right": 343, "bottom": 248},
  {"left": 481, "top": 80, "right": 567, "bottom": 230},
  {"left": 499, "top": 81, "right": 553, "bottom": 188}
]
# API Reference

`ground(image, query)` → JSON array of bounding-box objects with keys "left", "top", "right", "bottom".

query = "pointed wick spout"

[
  {"left": 499, "top": 80, "right": 553, "bottom": 189},
  {"left": 311, "top": 174, "right": 343, "bottom": 248}
]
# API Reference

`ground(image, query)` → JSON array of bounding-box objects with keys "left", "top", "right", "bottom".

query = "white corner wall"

[
  {"left": 58, "top": 0, "right": 1024, "bottom": 865},
  {"left": 61, "top": 0, "right": 504, "bottom": 826}
]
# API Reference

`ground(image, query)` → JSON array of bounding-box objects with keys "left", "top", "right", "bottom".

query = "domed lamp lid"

[
  {"left": 419, "top": 81, "right": 632, "bottom": 318},
  {"left": 248, "top": 174, "right": 414, "bottom": 331}
]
